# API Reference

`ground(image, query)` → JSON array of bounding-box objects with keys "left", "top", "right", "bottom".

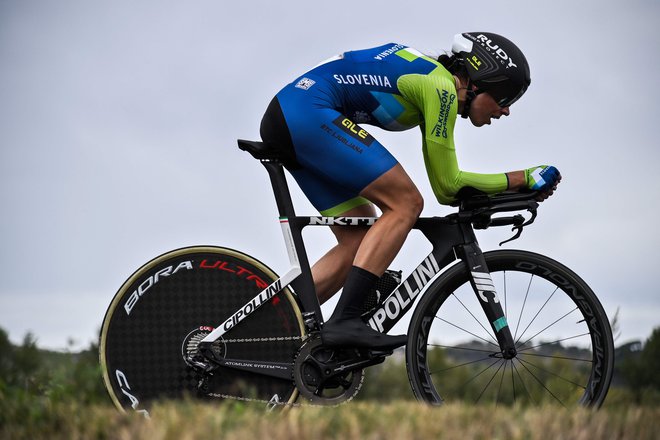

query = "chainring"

[{"left": 293, "top": 336, "right": 364, "bottom": 405}]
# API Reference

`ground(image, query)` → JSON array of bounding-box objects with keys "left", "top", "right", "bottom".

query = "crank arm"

[{"left": 331, "top": 351, "right": 389, "bottom": 375}]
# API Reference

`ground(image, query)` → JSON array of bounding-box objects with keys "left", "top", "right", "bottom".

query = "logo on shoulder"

[{"left": 295, "top": 77, "right": 316, "bottom": 90}]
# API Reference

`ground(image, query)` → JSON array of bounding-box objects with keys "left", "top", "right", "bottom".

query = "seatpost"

[
  {"left": 260, "top": 160, "right": 323, "bottom": 323},
  {"left": 261, "top": 160, "right": 297, "bottom": 218}
]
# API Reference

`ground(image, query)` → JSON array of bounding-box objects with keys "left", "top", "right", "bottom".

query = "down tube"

[{"left": 367, "top": 248, "right": 456, "bottom": 334}]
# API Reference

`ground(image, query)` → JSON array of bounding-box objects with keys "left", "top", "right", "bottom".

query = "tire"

[
  {"left": 406, "top": 250, "right": 614, "bottom": 408},
  {"left": 99, "top": 246, "right": 305, "bottom": 412}
]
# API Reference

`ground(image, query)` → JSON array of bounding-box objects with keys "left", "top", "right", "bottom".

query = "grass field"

[{"left": 2, "top": 399, "right": 658, "bottom": 440}]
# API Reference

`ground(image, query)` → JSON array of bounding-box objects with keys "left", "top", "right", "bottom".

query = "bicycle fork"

[{"left": 456, "top": 242, "right": 517, "bottom": 359}]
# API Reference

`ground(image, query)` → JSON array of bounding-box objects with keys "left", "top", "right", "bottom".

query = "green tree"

[
  {"left": 620, "top": 326, "right": 660, "bottom": 403},
  {"left": 0, "top": 328, "right": 12, "bottom": 381},
  {"left": 0, "top": 329, "right": 44, "bottom": 393},
  {"left": 640, "top": 327, "right": 660, "bottom": 389},
  {"left": 0, "top": 326, "right": 107, "bottom": 405}
]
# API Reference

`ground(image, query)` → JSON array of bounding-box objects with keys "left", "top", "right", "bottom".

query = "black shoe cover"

[{"left": 321, "top": 318, "right": 407, "bottom": 350}]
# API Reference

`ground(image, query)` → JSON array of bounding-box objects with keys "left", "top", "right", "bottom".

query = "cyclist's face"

[{"left": 469, "top": 92, "right": 510, "bottom": 127}]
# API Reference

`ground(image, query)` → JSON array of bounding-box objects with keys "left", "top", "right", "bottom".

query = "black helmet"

[{"left": 452, "top": 32, "right": 531, "bottom": 108}]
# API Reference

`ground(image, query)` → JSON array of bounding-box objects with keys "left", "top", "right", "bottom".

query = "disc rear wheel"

[{"left": 100, "top": 246, "right": 305, "bottom": 412}]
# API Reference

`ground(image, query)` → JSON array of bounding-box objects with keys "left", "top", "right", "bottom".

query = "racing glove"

[{"left": 525, "top": 165, "right": 560, "bottom": 192}]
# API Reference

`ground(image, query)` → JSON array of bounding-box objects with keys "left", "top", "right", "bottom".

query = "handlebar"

[{"left": 451, "top": 189, "right": 540, "bottom": 245}]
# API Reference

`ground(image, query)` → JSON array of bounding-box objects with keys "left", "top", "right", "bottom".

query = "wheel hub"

[{"left": 182, "top": 326, "right": 226, "bottom": 368}]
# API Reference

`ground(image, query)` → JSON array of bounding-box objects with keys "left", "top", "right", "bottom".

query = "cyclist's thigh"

[
  {"left": 329, "top": 203, "right": 376, "bottom": 245},
  {"left": 288, "top": 107, "right": 397, "bottom": 193},
  {"left": 277, "top": 96, "right": 397, "bottom": 214}
]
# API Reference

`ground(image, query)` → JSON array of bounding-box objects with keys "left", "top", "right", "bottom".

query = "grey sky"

[{"left": 1, "top": 0, "right": 658, "bottom": 350}]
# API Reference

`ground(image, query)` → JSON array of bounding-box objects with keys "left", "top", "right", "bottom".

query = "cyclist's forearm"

[
  {"left": 505, "top": 170, "right": 527, "bottom": 190},
  {"left": 423, "top": 138, "right": 508, "bottom": 203}
]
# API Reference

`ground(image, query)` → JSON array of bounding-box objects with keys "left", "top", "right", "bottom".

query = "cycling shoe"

[{"left": 321, "top": 317, "right": 407, "bottom": 350}]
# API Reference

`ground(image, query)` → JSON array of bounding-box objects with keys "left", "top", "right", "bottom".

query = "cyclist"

[{"left": 259, "top": 32, "right": 560, "bottom": 350}]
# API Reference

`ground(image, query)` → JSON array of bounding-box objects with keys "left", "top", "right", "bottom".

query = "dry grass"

[{"left": 2, "top": 399, "right": 658, "bottom": 440}]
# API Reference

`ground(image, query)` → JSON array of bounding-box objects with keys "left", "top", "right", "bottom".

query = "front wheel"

[
  {"left": 406, "top": 250, "right": 614, "bottom": 408},
  {"left": 99, "top": 246, "right": 305, "bottom": 412}
]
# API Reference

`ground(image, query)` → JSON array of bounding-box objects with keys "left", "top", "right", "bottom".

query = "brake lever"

[
  {"left": 522, "top": 205, "right": 538, "bottom": 227},
  {"left": 499, "top": 224, "right": 524, "bottom": 246},
  {"left": 499, "top": 206, "right": 537, "bottom": 246}
]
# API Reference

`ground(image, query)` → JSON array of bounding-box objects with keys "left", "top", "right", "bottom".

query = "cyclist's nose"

[{"left": 501, "top": 107, "right": 510, "bottom": 116}]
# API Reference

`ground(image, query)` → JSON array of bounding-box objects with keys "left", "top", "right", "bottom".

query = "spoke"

[
  {"left": 517, "top": 333, "right": 591, "bottom": 352},
  {"left": 511, "top": 359, "right": 535, "bottom": 404},
  {"left": 517, "top": 357, "right": 586, "bottom": 389},
  {"left": 515, "top": 286, "right": 559, "bottom": 346},
  {"left": 510, "top": 359, "right": 516, "bottom": 402},
  {"left": 429, "top": 355, "right": 494, "bottom": 375},
  {"left": 516, "top": 357, "right": 566, "bottom": 408},
  {"left": 427, "top": 343, "right": 498, "bottom": 354},
  {"left": 517, "top": 307, "right": 580, "bottom": 349},
  {"left": 450, "top": 293, "right": 498, "bottom": 344},
  {"left": 496, "top": 359, "right": 509, "bottom": 406},
  {"left": 517, "top": 351, "right": 593, "bottom": 363},
  {"left": 476, "top": 358, "right": 506, "bottom": 403},
  {"left": 513, "top": 274, "right": 534, "bottom": 341},
  {"left": 434, "top": 316, "right": 499, "bottom": 347},
  {"left": 459, "top": 358, "right": 502, "bottom": 389}
]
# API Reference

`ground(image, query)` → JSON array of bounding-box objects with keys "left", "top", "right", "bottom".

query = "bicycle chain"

[
  {"left": 207, "top": 392, "right": 303, "bottom": 409},
  {"left": 203, "top": 335, "right": 362, "bottom": 409},
  {"left": 207, "top": 383, "right": 362, "bottom": 409},
  {"left": 221, "top": 335, "right": 303, "bottom": 344}
]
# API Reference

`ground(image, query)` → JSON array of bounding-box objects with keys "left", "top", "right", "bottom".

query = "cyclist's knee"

[
  {"left": 394, "top": 188, "right": 423, "bottom": 227},
  {"left": 361, "top": 165, "right": 423, "bottom": 222},
  {"left": 406, "top": 189, "right": 424, "bottom": 219}
]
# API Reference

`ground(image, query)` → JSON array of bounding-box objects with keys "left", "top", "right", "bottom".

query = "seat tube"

[
  {"left": 261, "top": 160, "right": 323, "bottom": 321},
  {"left": 456, "top": 241, "right": 517, "bottom": 359}
]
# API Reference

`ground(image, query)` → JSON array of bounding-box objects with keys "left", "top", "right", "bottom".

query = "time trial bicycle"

[{"left": 99, "top": 139, "right": 614, "bottom": 413}]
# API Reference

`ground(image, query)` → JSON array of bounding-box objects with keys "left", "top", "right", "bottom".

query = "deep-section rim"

[
  {"left": 99, "top": 245, "right": 305, "bottom": 412},
  {"left": 405, "top": 249, "right": 614, "bottom": 407}
]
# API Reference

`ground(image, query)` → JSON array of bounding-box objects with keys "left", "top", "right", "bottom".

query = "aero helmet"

[{"left": 452, "top": 32, "right": 531, "bottom": 114}]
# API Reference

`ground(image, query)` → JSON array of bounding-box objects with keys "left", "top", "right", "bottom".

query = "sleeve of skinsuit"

[{"left": 398, "top": 69, "right": 508, "bottom": 205}]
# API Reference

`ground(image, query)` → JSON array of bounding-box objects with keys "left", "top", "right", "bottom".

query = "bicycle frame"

[{"left": 201, "top": 159, "right": 518, "bottom": 360}]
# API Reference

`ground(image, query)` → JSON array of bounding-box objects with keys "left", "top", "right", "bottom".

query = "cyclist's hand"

[{"left": 525, "top": 165, "right": 561, "bottom": 201}]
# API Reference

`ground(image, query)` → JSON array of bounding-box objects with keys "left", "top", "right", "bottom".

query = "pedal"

[{"left": 368, "top": 348, "right": 394, "bottom": 358}]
